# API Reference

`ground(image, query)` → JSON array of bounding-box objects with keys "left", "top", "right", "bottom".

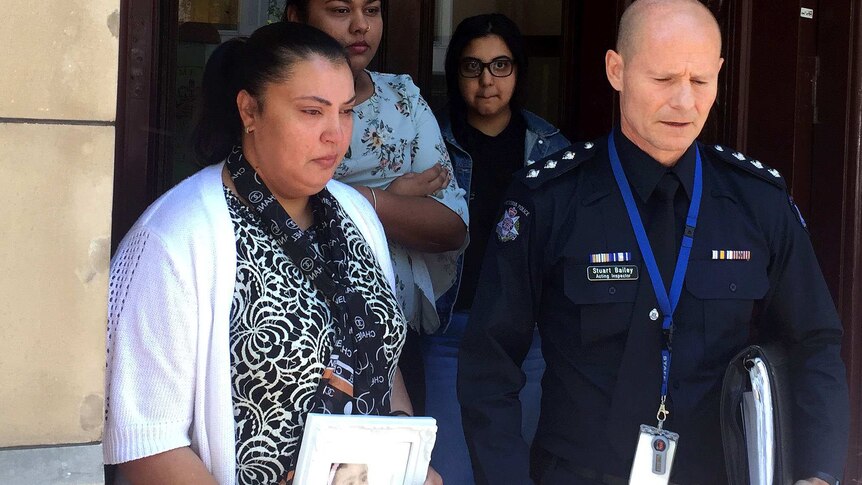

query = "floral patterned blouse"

[{"left": 335, "top": 71, "right": 469, "bottom": 333}]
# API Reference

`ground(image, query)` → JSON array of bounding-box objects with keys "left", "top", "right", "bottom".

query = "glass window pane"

[
  {"left": 179, "top": 0, "right": 240, "bottom": 30},
  {"left": 173, "top": 0, "right": 280, "bottom": 185}
]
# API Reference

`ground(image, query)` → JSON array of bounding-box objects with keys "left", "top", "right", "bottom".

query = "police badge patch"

[{"left": 496, "top": 206, "right": 521, "bottom": 242}]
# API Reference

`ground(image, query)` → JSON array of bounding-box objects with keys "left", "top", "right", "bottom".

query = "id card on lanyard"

[{"left": 607, "top": 133, "right": 703, "bottom": 484}]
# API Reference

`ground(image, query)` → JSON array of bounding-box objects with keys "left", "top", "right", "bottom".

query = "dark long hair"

[
  {"left": 192, "top": 21, "right": 348, "bottom": 165},
  {"left": 444, "top": 13, "right": 528, "bottom": 115}
]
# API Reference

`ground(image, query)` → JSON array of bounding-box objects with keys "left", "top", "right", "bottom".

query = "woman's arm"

[
  {"left": 105, "top": 230, "right": 207, "bottom": 478},
  {"left": 390, "top": 368, "right": 443, "bottom": 485},
  {"left": 353, "top": 77, "right": 468, "bottom": 253},
  {"left": 359, "top": 183, "right": 466, "bottom": 252},
  {"left": 118, "top": 448, "right": 218, "bottom": 485},
  {"left": 390, "top": 366, "right": 415, "bottom": 416}
]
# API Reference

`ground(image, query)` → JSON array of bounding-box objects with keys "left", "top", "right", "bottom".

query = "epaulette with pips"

[
  {"left": 706, "top": 143, "right": 787, "bottom": 190},
  {"left": 520, "top": 141, "right": 600, "bottom": 189}
]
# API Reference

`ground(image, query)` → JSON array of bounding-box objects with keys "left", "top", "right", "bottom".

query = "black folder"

[{"left": 720, "top": 344, "right": 794, "bottom": 485}]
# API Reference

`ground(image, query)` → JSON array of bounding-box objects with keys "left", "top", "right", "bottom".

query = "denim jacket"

[{"left": 434, "top": 109, "right": 571, "bottom": 331}]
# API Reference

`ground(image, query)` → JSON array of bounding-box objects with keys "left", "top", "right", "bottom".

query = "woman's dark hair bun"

[{"left": 193, "top": 22, "right": 348, "bottom": 166}]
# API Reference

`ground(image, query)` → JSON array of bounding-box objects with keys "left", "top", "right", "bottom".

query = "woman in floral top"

[{"left": 284, "top": 0, "right": 469, "bottom": 419}]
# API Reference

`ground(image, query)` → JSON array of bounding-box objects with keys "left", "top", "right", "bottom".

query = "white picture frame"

[{"left": 293, "top": 414, "right": 438, "bottom": 485}]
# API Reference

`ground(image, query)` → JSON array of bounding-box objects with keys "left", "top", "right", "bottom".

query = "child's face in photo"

[{"left": 332, "top": 463, "right": 369, "bottom": 485}]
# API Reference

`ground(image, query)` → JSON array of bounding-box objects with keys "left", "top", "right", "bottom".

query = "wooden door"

[
  {"left": 810, "top": 0, "right": 862, "bottom": 480},
  {"left": 113, "top": 0, "right": 176, "bottom": 250},
  {"left": 717, "top": 2, "right": 862, "bottom": 476}
]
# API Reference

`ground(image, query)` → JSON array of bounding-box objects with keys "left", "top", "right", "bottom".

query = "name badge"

[
  {"left": 587, "top": 265, "right": 639, "bottom": 281},
  {"left": 630, "top": 424, "right": 679, "bottom": 484}
]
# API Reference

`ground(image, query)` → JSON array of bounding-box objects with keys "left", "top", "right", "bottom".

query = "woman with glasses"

[
  {"left": 282, "top": 1, "right": 469, "bottom": 426},
  {"left": 428, "top": 13, "right": 570, "bottom": 483}
]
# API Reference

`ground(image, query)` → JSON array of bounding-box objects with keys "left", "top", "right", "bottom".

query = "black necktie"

[
  {"left": 649, "top": 172, "right": 681, "bottom": 291},
  {"left": 606, "top": 171, "right": 681, "bottom": 461}
]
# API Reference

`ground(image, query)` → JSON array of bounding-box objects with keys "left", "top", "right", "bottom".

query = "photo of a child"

[{"left": 328, "top": 463, "right": 369, "bottom": 485}]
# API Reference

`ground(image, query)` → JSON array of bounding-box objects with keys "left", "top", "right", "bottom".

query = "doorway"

[{"left": 112, "top": 2, "right": 862, "bottom": 479}]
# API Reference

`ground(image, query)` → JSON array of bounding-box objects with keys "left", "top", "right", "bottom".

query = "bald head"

[
  {"left": 605, "top": 0, "right": 724, "bottom": 166},
  {"left": 617, "top": 0, "right": 721, "bottom": 59}
]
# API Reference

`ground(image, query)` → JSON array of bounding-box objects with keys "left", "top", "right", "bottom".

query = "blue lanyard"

[{"left": 607, "top": 133, "right": 703, "bottom": 427}]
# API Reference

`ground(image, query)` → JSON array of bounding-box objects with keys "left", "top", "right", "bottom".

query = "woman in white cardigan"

[{"left": 104, "top": 22, "right": 414, "bottom": 484}]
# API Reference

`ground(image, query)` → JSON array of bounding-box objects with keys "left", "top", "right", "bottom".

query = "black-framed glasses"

[{"left": 458, "top": 56, "right": 515, "bottom": 78}]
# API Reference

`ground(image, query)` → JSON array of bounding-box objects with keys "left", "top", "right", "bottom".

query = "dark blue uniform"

[{"left": 457, "top": 129, "right": 849, "bottom": 484}]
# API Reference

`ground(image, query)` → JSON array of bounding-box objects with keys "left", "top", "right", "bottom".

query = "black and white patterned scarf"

[{"left": 225, "top": 147, "right": 393, "bottom": 478}]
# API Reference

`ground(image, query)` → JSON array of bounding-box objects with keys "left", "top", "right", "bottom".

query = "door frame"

[
  {"left": 113, "top": 0, "right": 176, "bottom": 250},
  {"left": 113, "top": 0, "right": 862, "bottom": 478}
]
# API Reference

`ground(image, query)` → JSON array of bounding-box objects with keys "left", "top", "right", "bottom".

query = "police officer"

[{"left": 457, "top": 1, "right": 849, "bottom": 484}]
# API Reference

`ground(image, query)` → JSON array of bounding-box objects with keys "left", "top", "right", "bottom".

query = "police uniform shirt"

[{"left": 457, "top": 128, "right": 849, "bottom": 484}]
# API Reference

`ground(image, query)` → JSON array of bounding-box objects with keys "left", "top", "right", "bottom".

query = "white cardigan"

[{"left": 103, "top": 163, "right": 395, "bottom": 484}]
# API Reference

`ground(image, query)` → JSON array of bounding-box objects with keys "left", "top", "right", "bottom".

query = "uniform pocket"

[
  {"left": 564, "top": 262, "right": 639, "bottom": 345},
  {"left": 686, "top": 260, "right": 769, "bottom": 354}
]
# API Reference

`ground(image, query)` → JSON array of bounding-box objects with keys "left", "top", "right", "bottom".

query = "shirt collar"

[{"left": 614, "top": 126, "right": 696, "bottom": 202}]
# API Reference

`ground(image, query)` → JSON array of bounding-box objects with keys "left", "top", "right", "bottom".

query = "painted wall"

[{"left": 0, "top": 0, "right": 118, "bottom": 459}]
